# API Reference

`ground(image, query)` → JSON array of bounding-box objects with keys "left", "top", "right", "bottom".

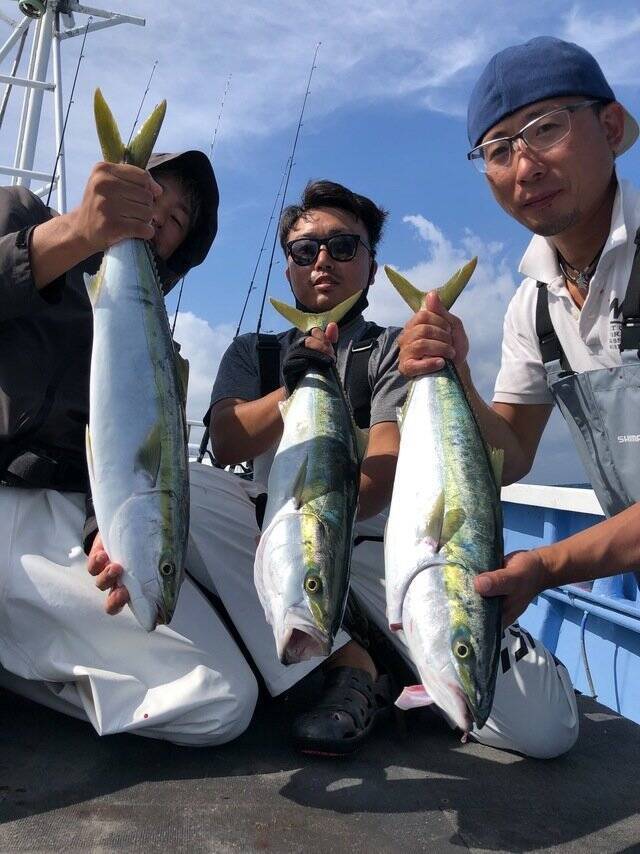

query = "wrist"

[{"left": 532, "top": 545, "right": 560, "bottom": 591}]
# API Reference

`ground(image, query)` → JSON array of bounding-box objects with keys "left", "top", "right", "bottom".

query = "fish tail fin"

[
  {"left": 269, "top": 290, "right": 363, "bottom": 332},
  {"left": 384, "top": 257, "right": 478, "bottom": 313},
  {"left": 94, "top": 88, "right": 166, "bottom": 168}
]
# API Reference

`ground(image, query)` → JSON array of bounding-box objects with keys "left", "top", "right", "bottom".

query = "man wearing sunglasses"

[
  {"left": 398, "top": 36, "right": 640, "bottom": 753},
  {"left": 199, "top": 180, "right": 405, "bottom": 755}
]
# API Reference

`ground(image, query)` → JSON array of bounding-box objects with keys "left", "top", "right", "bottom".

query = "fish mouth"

[{"left": 276, "top": 609, "right": 331, "bottom": 665}]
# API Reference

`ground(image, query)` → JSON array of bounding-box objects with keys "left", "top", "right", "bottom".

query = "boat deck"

[{"left": 2, "top": 681, "right": 639, "bottom": 853}]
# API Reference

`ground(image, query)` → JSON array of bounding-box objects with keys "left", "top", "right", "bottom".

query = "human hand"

[
  {"left": 398, "top": 291, "right": 469, "bottom": 377},
  {"left": 68, "top": 161, "right": 163, "bottom": 254},
  {"left": 474, "top": 549, "right": 548, "bottom": 627},
  {"left": 281, "top": 322, "right": 338, "bottom": 394},
  {"left": 87, "top": 532, "right": 130, "bottom": 616}
]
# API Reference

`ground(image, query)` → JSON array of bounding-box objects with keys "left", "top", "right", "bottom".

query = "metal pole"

[
  {"left": 0, "top": 15, "right": 29, "bottom": 63},
  {"left": 51, "top": 12, "right": 66, "bottom": 211},
  {"left": 13, "top": 15, "right": 40, "bottom": 179},
  {"left": 0, "top": 26, "right": 28, "bottom": 130},
  {"left": 17, "top": 3, "right": 54, "bottom": 188}
]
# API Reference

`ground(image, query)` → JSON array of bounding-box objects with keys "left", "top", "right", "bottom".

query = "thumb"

[
  {"left": 475, "top": 568, "right": 513, "bottom": 597},
  {"left": 423, "top": 290, "right": 443, "bottom": 313},
  {"left": 325, "top": 321, "right": 339, "bottom": 343}
]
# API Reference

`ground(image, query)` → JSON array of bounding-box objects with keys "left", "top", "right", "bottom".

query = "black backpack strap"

[
  {"left": 619, "top": 227, "right": 640, "bottom": 352},
  {"left": 535, "top": 282, "right": 574, "bottom": 374},
  {"left": 256, "top": 333, "right": 282, "bottom": 397},
  {"left": 346, "top": 322, "right": 384, "bottom": 429}
]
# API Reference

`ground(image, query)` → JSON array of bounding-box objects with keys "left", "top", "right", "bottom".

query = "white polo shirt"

[{"left": 493, "top": 179, "right": 640, "bottom": 405}]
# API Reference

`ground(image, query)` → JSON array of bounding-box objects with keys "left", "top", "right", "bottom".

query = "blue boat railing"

[{"left": 502, "top": 483, "right": 640, "bottom": 724}]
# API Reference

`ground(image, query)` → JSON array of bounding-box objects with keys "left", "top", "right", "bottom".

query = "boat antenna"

[
  {"left": 45, "top": 16, "right": 92, "bottom": 207},
  {"left": 171, "top": 72, "right": 232, "bottom": 339},
  {"left": 127, "top": 59, "right": 159, "bottom": 147},
  {"left": 234, "top": 162, "right": 288, "bottom": 338},
  {"left": 255, "top": 41, "right": 321, "bottom": 335}
]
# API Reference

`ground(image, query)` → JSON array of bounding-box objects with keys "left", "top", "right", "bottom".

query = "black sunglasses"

[{"left": 286, "top": 233, "right": 372, "bottom": 266}]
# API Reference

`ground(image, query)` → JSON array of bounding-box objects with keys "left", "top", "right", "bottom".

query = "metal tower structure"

[{"left": 0, "top": 1, "right": 144, "bottom": 212}]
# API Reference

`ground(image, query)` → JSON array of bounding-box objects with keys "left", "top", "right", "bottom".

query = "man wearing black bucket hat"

[
  {"left": 0, "top": 151, "right": 261, "bottom": 746},
  {"left": 399, "top": 34, "right": 640, "bottom": 740}
]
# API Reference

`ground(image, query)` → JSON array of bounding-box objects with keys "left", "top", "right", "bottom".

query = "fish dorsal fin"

[
  {"left": 384, "top": 257, "right": 478, "bottom": 313},
  {"left": 441, "top": 507, "right": 466, "bottom": 545},
  {"left": 85, "top": 426, "right": 96, "bottom": 494},
  {"left": 127, "top": 99, "right": 167, "bottom": 169},
  {"left": 488, "top": 446, "right": 504, "bottom": 488},
  {"left": 291, "top": 455, "right": 309, "bottom": 509},
  {"left": 94, "top": 88, "right": 166, "bottom": 169},
  {"left": 270, "top": 290, "right": 362, "bottom": 333},
  {"left": 135, "top": 422, "right": 162, "bottom": 486}
]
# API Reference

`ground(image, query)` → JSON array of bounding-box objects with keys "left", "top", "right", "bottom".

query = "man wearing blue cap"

[{"left": 398, "top": 35, "right": 640, "bottom": 753}]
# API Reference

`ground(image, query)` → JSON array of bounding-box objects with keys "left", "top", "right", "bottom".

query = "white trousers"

[
  {"left": 0, "top": 482, "right": 258, "bottom": 746},
  {"left": 188, "top": 466, "right": 580, "bottom": 759}
]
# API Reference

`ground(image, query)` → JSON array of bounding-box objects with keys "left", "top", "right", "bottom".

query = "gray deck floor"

[{"left": 1, "top": 685, "right": 639, "bottom": 853}]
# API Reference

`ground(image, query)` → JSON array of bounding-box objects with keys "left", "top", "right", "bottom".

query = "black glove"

[{"left": 281, "top": 336, "right": 335, "bottom": 394}]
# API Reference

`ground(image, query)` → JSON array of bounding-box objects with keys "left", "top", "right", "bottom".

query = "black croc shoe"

[{"left": 292, "top": 666, "right": 392, "bottom": 756}]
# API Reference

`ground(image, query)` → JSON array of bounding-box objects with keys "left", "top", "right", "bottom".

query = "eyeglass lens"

[{"left": 289, "top": 234, "right": 360, "bottom": 265}]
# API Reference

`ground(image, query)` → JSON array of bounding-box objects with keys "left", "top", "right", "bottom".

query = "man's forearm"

[
  {"left": 455, "top": 362, "right": 538, "bottom": 484},
  {"left": 537, "top": 502, "right": 640, "bottom": 588},
  {"left": 210, "top": 388, "right": 286, "bottom": 465},
  {"left": 29, "top": 211, "right": 92, "bottom": 289}
]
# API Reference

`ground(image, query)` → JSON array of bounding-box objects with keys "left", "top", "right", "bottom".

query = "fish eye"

[
  {"left": 453, "top": 641, "right": 471, "bottom": 659},
  {"left": 304, "top": 575, "right": 322, "bottom": 595},
  {"left": 160, "top": 561, "right": 175, "bottom": 578}
]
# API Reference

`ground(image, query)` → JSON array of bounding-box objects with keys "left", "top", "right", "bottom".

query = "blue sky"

[{"left": 2, "top": 0, "right": 640, "bottom": 484}]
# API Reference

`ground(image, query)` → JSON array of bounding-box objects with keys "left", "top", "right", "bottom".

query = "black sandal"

[{"left": 292, "top": 666, "right": 392, "bottom": 756}]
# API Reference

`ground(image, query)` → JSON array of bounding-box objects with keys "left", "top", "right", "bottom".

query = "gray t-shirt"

[{"left": 210, "top": 313, "right": 406, "bottom": 487}]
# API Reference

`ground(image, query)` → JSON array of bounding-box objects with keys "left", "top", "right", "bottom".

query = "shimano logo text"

[{"left": 617, "top": 435, "right": 640, "bottom": 443}]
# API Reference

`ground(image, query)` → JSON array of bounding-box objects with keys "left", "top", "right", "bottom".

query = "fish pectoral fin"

[
  {"left": 270, "top": 290, "right": 363, "bottom": 332},
  {"left": 135, "top": 423, "right": 163, "bottom": 486},
  {"left": 395, "top": 685, "right": 435, "bottom": 710},
  {"left": 441, "top": 507, "right": 466, "bottom": 545},
  {"left": 127, "top": 99, "right": 167, "bottom": 169},
  {"left": 94, "top": 89, "right": 126, "bottom": 163},
  {"left": 425, "top": 490, "right": 445, "bottom": 547},
  {"left": 488, "top": 446, "right": 504, "bottom": 489},
  {"left": 291, "top": 454, "right": 309, "bottom": 510},
  {"left": 84, "top": 270, "right": 102, "bottom": 306}
]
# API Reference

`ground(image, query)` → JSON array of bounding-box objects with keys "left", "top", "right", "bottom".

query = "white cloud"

[
  {"left": 369, "top": 215, "right": 588, "bottom": 484},
  {"left": 168, "top": 311, "right": 234, "bottom": 444},
  {"left": 563, "top": 6, "right": 640, "bottom": 86}
]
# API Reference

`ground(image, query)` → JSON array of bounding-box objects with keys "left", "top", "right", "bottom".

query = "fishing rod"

[
  {"left": 171, "top": 72, "right": 232, "bottom": 339},
  {"left": 45, "top": 15, "right": 91, "bottom": 207},
  {"left": 127, "top": 59, "right": 158, "bottom": 146},
  {"left": 254, "top": 41, "right": 321, "bottom": 335},
  {"left": 234, "top": 161, "right": 289, "bottom": 338}
]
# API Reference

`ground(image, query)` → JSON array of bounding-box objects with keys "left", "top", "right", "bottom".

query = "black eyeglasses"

[{"left": 286, "top": 233, "right": 372, "bottom": 266}]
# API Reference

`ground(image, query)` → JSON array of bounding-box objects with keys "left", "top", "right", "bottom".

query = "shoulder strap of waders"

[
  {"left": 257, "top": 334, "right": 282, "bottom": 396},
  {"left": 535, "top": 282, "right": 574, "bottom": 374},
  {"left": 346, "top": 322, "right": 385, "bottom": 429},
  {"left": 619, "top": 227, "right": 640, "bottom": 352}
]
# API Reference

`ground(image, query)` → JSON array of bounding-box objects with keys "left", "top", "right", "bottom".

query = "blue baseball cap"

[{"left": 467, "top": 36, "right": 639, "bottom": 154}]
